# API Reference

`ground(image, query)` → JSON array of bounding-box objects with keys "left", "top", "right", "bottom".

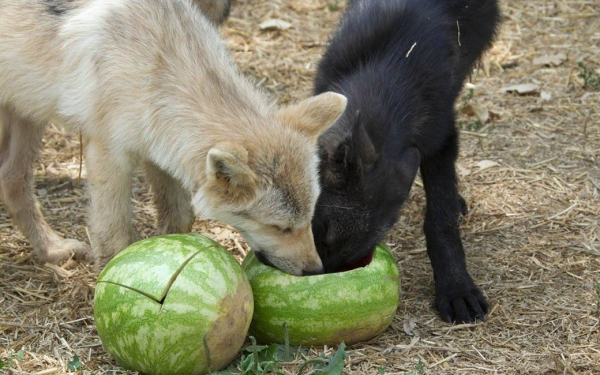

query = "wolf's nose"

[{"left": 302, "top": 267, "right": 324, "bottom": 276}]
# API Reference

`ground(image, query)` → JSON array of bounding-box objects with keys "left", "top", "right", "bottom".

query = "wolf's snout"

[
  {"left": 301, "top": 254, "right": 324, "bottom": 275},
  {"left": 303, "top": 229, "right": 325, "bottom": 275},
  {"left": 249, "top": 225, "right": 325, "bottom": 276},
  {"left": 302, "top": 267, "right": 324, "bottom": 276}
]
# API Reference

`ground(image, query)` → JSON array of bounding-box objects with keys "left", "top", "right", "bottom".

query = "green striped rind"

[
  {"left": 242, "top": 244, "right": 399, "bottom": 346},
  {"left": 97, "top": 234, "right": 220, "bottom": 300},
  {"left": 94, "top": 234, "right": 254, "bottom": 375}
]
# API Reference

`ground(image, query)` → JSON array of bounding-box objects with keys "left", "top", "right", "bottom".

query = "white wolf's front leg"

[
  {"left": 85, "top": 139, "right": 137, "bottom": 267},
  {"left": 144, "top": 161, "right": 194, "bottom": 235},
  {"left": 0, "top": 105, "right": 91, "bottom": 264}
]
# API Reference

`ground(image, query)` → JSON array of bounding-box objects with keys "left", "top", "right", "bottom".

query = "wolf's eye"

[{"left": 273, "top": 225, "right": 292, "bottom": 234}]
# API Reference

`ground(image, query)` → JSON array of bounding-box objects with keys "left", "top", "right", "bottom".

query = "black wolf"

[{"left": 312, "top": 0, "right": 500, "bottom": 323}]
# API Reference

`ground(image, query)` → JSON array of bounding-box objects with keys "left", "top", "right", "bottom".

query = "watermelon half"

[
  {"left": 242, "top": 244, "right": 400, "bottom": 346},
  {"left": 94, "top": 234, "right": 253, "bottom": 375}
]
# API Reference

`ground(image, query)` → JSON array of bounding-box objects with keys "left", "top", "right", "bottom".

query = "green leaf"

[
  {"left": 240, "top": 342, "right": 294, "bottom": 363},
  {"left": 239, "top": 354, "right": 255, "bottom": 373},
  {"left": 0, "top": 358, "right": 11, "bottom": 370},
  {"left": 253, "top": 344, "right": 279, "bottom": 363},
  {"left": 241, "top": 345, "right": 271, "bottom": 355},
  {"left": 0, "top": 350, "right": 23, "bottom": 370},
  {"left": 265, "top": 344, "right": 279, "bottom": 360},
  {"left": 327, "top": 0, "right": 340, "bottom": 12},
  {"left": 215, "top": 333, "right": 331, "bottom": 375},
  {"left": 211, "top": 368, "right": 242, "bottom": 375},
  {"left": 215, "top": 342, "right": 310, "bottom": 375},
  {"left": 415, "top": 359, "right": 425, "bottom": 374},
  {"left": 297, "top": 358, "right": 328, "bottom": 375},
  {"left": 298, "top": 343, "right": 346, "bottom": 375},
  {"left": 260, "top": 361, "right": 284, "bottom": 375},
  {"left": 405, "top": 359, "right": 425, "bottom": 375},
  {"left": 67, "top": 355, "right": 83, "bottom": 371},
  {"left": 277, "top": 344, "right": 307, "bottom": 362},
  {"left": 319, "top": 342, "right": 346, "bottom": 375}
]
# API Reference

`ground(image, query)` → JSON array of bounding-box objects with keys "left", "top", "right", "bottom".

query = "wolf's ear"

[
  {"left": 279, "top": 92, "right": 347, "bottom": 140},
  {"left": 352, "top": 122, "right": 378, "bottom": 168},
  {"left": 207, "top": 142, "right": 258, "bottom": 202},
  {"left": 331, "top": 141, "right": 349, "bottom": 172},
  {"left": 323, "top": 139, "right": 353, "bottom": 187}
]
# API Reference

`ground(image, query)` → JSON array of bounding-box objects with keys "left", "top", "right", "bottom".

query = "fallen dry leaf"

[
  {"left": 580, "top": 92, "right": 594, "bottom": 104},
  {"left": 500, "top": 83, "right": 540, "bottom": 95},
  {"left": 403, "top": 318, "right": 417, "bottom": 336},
  {"left": 532, "top": 53, "right": 567, "bottom": 67},
  {"left": 540, "top": 90, "right": 552, "bottom": 101},
  {"left": 45, "top": 264, "right": 73, "bottom": 278},
  {"left": 475, "top": 160, "right": 500, "bottom": 171},
  {"left": 456, "top": 163, "right": 471, "bottom": 178},
  {"left": 462, "top": 103, "right": 490, "bottom": 123},
  {"left": 259, "top": 19, "right": 292, "bottom": 31}
]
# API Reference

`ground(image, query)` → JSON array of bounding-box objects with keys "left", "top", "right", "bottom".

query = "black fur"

[
  {"left": 195, "top": 0, "right": 234, "bottom": 25},
  {"left": 218, "top": 0, "right": 232, "bottom": 24},
  {"left": 45, "top": 0, "right": 74, "bottom": 16},
  {"left": 313, "top": 0, "right": 500, "bottom": 324}
]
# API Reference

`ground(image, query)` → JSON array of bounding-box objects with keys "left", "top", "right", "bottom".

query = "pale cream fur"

[{"left": 0, "top": 0, "right": 346, "bottom": 275}]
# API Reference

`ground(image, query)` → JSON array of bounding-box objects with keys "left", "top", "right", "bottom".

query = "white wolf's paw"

[{"left": 37, "top": 238, "right": 92, "bottom": 265}]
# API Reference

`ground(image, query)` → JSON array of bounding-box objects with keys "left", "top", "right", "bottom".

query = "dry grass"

[{"left": 1, "top": 0, "right": 599, "bottom": 374}]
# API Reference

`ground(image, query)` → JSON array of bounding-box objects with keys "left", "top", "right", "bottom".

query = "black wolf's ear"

[
  {"left": 322, "top": 140, "right": 352, "bottom": 187},
  {"left": 206, "top": 142, "right": 258, "bottom": 202},
  {"left": 331, "top": 141, "right": 349, "bottom": 171},
  {"left": 352, "top": 120, "right": 378, "bottom": 168},
  {"left": 396, "top": 147, "right": 420, "bottom": 189}
]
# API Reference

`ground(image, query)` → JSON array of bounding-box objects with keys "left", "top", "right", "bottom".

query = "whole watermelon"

[
  {"left": 94, "top": 234, "right": 253, "bottom": 375},
  {"left": 242, "top": 244, "right": 399, "bottom": 346}
]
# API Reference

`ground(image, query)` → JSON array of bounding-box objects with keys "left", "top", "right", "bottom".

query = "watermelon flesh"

[{"left": 339, "top": 250, "right": 375, "bottom": 272}]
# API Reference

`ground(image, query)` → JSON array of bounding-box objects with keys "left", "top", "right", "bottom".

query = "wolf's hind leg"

[
  {"left": 0, "top": 105, "right": 91, "bottom": 264},
  {"left": 144, "top": 161, "right": 194, "bottom": 235}
]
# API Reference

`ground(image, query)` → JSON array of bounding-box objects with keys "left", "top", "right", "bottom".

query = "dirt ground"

[{"left": 1, "top": 0, "right": 599, "bottom": 374}]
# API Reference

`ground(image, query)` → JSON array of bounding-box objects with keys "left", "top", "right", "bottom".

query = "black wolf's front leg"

[{"left": 420, "top": 129, "right": 488, "bottom": 324}]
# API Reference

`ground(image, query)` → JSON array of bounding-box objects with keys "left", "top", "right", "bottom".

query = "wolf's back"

[{"left": 442, "top": 0, "right": 501, "bottom": 71}]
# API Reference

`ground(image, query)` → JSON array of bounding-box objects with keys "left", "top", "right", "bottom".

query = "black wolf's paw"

[{"left": 435, "top": 279, "right": 488, "bottom": 324}]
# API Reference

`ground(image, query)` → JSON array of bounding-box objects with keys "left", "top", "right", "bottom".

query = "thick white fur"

[{"left": 0, "top": 0, "right": 346, "bottom": 274}]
